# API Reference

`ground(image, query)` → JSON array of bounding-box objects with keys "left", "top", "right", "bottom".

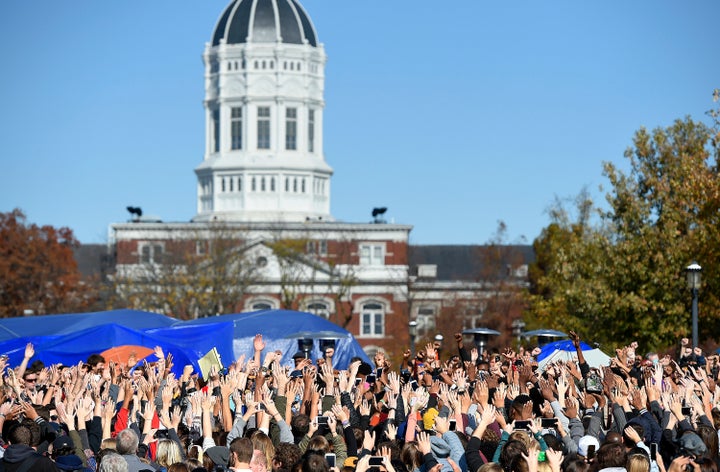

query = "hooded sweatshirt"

[{"left": 1, "top": 444, "right": 58, "bottom": 472}]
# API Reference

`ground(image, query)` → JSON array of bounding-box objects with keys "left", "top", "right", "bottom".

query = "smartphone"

[
  {"left": 541, "top": 418, "right": 557, "bottom": 428},
  {"left": 257, "top": 403, "right": 267, "bottom": 411},
  {"left": 650, "top": 443, "right": 657, "bottom": 462},
  {"left": 366, "top": 374, "right": 376, "bottom": 384},
  {"left": 586, "top": 445, "right": 596, "bottom": 460},
  {"left": 514, "top": 420, "right": 531, "bottom": 430},
  {"left": 681, "top": 406, "right": 692, "bottom": 416},
  {"left": 325, "top": 453, "right": 336, "bottom": 468},
  {"left": 449, "top": 419, "right": 457, "bottom": 431},
  {"left": 369, "top": 457, "right": 384, "bottom": 466},
  {"left": 377, "top": 368, "right": 384, "bottom": 377},
  {"left": 317, "top": 416, "right": 329, "bottom": 425},
  {"left": 354, "top": 378, "right": 362, "bottom": 386}
]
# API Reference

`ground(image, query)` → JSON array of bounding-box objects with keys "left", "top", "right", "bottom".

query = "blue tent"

[
  {"left": 180, "top": 310, "right": 371, "bottom": 369},
  {"left": 0, "top": 309, "right": 177, "bottom": 342},
  {"left": 0, "top": 309, "right": 369, "bottom": 374}
]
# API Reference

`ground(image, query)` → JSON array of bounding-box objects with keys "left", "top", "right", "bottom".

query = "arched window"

[
  {"left": 416, "top": 306, "right": 437, "bottom": 336},
  {"left": 301, "top": 179, "right": 306, "bottom": 193},
  {"left": 252, "top": 177, "right": 256, "bottom": 191},
  {"left": 252, "top": 302, "right": 272, "bottom": 310},
  {"left": 285, "top": 177, "right": 289, "bottom": 192},
  {"left": 238, "top": 177, "right": 242, "bottom": 191},
  {"left": 361, "top": 303, "right": 384, "bottom": 337},
  {"left": 271, "top": 177, "right": 276, "bottom": 192},
  {"left": 307, "top": 302, "right": 330, "bottom": 319},
  {"left": 261, "top": 177, "right": 266, "bottom": 191},
  {"left": 293, "top": 178, "right": 298, "bottom": 192}
]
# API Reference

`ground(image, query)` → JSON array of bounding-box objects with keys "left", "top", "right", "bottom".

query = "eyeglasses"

[{"left": 25, "top": 378, "right": 37, "bottom": 383}]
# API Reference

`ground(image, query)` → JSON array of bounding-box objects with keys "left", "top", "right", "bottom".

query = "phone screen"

[
  {"left": 325, "top": 454, "right": 336, "bottom": 467},
  {"left": 541, "top": 418, "right": 557, "bottom": 428},
  {"left": 449, "top": 419, "right": 457, "bottom": 431},
  {"left": 369, "top": 457, "right": 384, "bottom": 466},
  {"left": 650, "top": 443, "right": 657, "bottom": 461},
  {"left": 587, "top": 445, "right": 596, "bottom": 460},
  {"left": 514, "top": 420, "right": 530, "bottom": 430}
]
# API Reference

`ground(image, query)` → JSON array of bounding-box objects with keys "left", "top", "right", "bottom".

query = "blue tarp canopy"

[
  {"left": 179, "top": 310, "right": 371, "bottom": 369},
  {"left": 0, "top": 309, "right": 177, "bottom": 342},
  {"left": 0, "top": 309, "right": 369, "bottom": 374}
]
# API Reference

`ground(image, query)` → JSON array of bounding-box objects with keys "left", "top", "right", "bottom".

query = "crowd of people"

[{"left": 0, "top": 330, "right": 719, "bottom": 472}]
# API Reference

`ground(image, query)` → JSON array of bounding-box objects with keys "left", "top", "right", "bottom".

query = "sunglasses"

[{"left": 25, "top": 378, "right": 37, "bottom": 383}]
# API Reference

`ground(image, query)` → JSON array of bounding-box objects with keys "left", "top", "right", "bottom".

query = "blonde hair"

[
  {"left": 156, "top": 439, "right": 183, "bottom": 468},
  {"left": 251, "top": 431, "right": 276, "bottom": 469},
  {"left": 478, "top": 463, "right": 504, "bottom": 472},
  {"left": 627, "top": 454, "right": 650, "bottom": 472}
]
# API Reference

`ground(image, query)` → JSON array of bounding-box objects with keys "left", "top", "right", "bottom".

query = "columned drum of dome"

[{"left": 195, "top": 0, "right": 332, "bottom": 223}]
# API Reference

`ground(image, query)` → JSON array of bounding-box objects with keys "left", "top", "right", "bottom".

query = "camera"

[{"left": 585, "top": 372, "right": 603, "bottom": 393}]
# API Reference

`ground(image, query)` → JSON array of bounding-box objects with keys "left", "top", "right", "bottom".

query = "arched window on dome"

[
  {"left": 297, "top": 62, "right": 301, "bottom": 71},
  {"left": 252, "top": 177, "right": 256, "bottom": 192},
  {"left": 221, "top": 178, "right": 226, "bottom": 192},
  {"left": 212, "top": 109, "right": 220, "bottom": 153},
  {"left": 238, "top": 177, "right": 242, "bottom": 191},
  {"left": 270, "top": 61, "right": 274, "bottom": 69},
  {"left": 229, "top": 178, "right": 233, "bottom": 192},
  {"left": 271, "top": 177, "right": 276, "bottom": 192},
  {"left": 254, "top": 61, "right": 259, "bottom": 69},
  {"left": 231, "top": 107, "right": 242, "bottom": 150},
  {"left": 261, "top": 177, "right": 266, "bottom": 192},
  {"left": 227, "top": 62, "right": 231, "bottom": 71},
  {"left": 257, "top": 107, "right": 271, "bottom": 149},
  {"left": 285, "top": 177, "right": 289, "bottom": 192},
  {"left": 285, "top": 108, "right": 297, "bottom": 150},
  {"left": 293, "top": 178, "right": 297, "bottom": 193},
  {"left": 262, "top": 60, "right": 266, "bottom": 69},
  {"left": 301, "top": 179, "right": 306, "bottom": 193},
  {"left": 308, "top": 109, "right": 315, "bottom": 153},
  {"left": 290, "top": 62, "right": 294, "bottom": 71}
]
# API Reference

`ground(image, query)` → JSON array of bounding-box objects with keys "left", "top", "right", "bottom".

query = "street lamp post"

[
  {"left": 511, "top": 319, "right": 526, "bottom": 350},
  {"left": 686, "top": 262, "right": 702, "bottom": 348},
  {"left": 461, "top": 328, "right": 501, "bottom": 357},
  {"left": 409, "top": 321, "right": 418, "bottom": 359}
]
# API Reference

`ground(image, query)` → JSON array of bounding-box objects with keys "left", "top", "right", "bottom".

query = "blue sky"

[{"left": 1, "top": 1, "right": 717, "bottom": 245}]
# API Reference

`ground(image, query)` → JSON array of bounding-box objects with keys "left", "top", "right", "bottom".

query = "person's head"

[
  {"left": 561, "top": 457, "right": 589, "bottom": 472},
  {"left": 252, "top": 430, "right": 276, "bottom": 469},
  {"left": 478, "top": 463, "right": 504, "bottom": 472},
  {"left": 101, "top": 438, "right": 117, "bottom": 451},
  {"left": 291, "top": 414, "right": 310, "bottom": 438},
  {"left": 510, "top": 395, "right": 532, "bottom": 421},
  {"left": 603, "top": 432, "right": 623, "bottom": 446},
  {"left": 696, "top": 424, "right": 718, "bottom": 459},
  {"left": 86, "top": 354, "right": 106, "bottom": 373},
  {"left": 695, "top": 458, "right": 718, "bottom": 472},
  {"left": 116, "top": 428, "right": 139, "bottom": 456},
  {"left": 300, "top": 453, "right": 329, "bottom": 472},
  {"left": 400, "top": 442, "right": 422, "bottom": 471},
  {"left": 251, "top": 449, "right": 269, "bottom": 472},
  {"left": 230, "top": 437, "right": 254, "bottom": 467},
  {"left": 168, "top": 464, "right": 191, "bottom": 472},
  {"left": 623, "top": 424, "right": 645, "bottom": 449},
  {"left": 595, "top": 443, "right": 627, "bottom": 470},
  {"left": 273, "top": 442, "right": 302, "bottom": 472},
  {"left": 98, "top": 452, "right": 129, "bottom": 472},
  {"left": 499, "top": 439, "right": 528, "bottom": 472},
  {"left": 22, "top": 371, "right": 39, "bottom": 391},
  {"left": 157, "top": 439, "right": 183, "bottom": 468},
  {"left": 306, "top": 435, "right": 330, "bottom": 454},
  {"left": 8, "top": 424, "right": 32, "bottom": 446},
  {"left": 626, "top": 451, "right": 650, "bottom": 472}
]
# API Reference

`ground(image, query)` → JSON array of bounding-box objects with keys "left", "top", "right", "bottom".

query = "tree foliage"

[
  {"left": 528, "top": 102, "right": 720, "bottom": 351},
  {"left": 0, "top": 209, "right": 96, "bottom": 317},
  {"left": 111, "top": 225, "right": 262, "bottom": 319}
]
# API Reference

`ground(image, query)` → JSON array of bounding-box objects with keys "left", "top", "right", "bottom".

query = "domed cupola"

[
  {"left": 194, "top": 0, "right": 332, "bottom": 224},
  {"left": 212, "top": 0, "right": 318, "bottom": 47}
]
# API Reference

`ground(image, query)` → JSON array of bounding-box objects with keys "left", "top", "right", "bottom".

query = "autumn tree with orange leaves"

[{"left": 0, "top": 209, "right": 96, "bottom": 317}]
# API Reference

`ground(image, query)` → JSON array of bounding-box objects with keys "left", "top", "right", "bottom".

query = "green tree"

[
  {"left": 528, "top": 105, "right": 720, "bottom": 351},
  {"left": 0, "top": 209, "right": 96, "bottom": 317}
]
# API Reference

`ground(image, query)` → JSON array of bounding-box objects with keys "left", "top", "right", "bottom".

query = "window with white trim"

[
  {"left": 416, "top": 306, "right": 437, "bottom": 337},
  {"left": 361, "top": 303, "right": 384, "bottom": 336},
  {"left": 139, "top": 242, "right": 164, "bottom": 264},
  {"left": 308, "top": 109, "right": 315, "bottom": 153},
  {"left": 257, "top": 107, "right": 270, "bottom": 149},
  {"left": 359, "top": 243, "right": 384, "bottom": 266},
  {"left": 231, "top": 107, "right": 242, "bottom": 150},
  {"left": 306, "top": 302, "right": 330, "bottom": 319},
  {"left": 212, "top": 109, "right": 220, "bottom": 153},
  {"left": 285, "top": 108, "right": 297, "bottom": 150}
]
